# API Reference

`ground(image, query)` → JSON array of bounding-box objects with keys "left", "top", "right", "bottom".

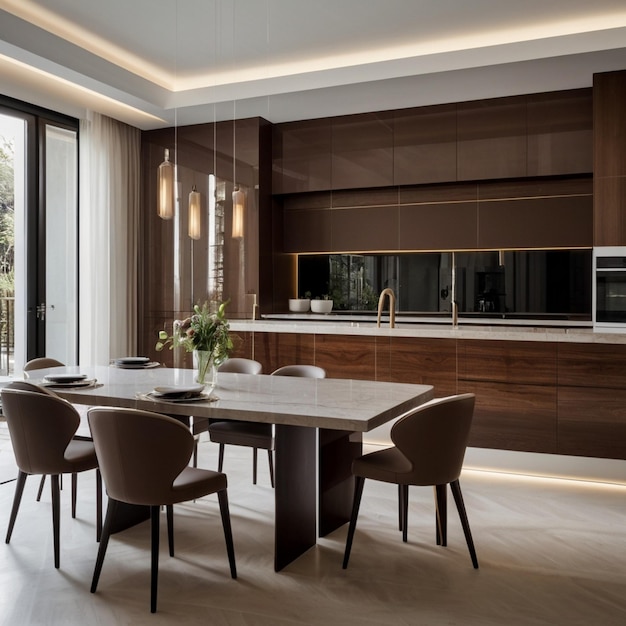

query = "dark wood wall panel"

[
  {"left": 461, "top": 381, "right": 557, "bottom": 453},
  {"left": 594, "top": 177, "right": 626, "bottom": 246},
  {"left": 593, "top": 70, "right": 626, "bottom": 245},
  {"left": 314, "top": 334, "right": 376, "bottom": 380}
]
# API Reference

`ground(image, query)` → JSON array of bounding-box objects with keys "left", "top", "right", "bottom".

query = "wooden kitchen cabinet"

[
  {"left": 253, "top": 331, "right": 316, "bottom": 374},
  {"left": 457, "top": 339, "right": 558, "bottom": 453},
  {"left": 385, "top": 336, "right": 457, "bottom": 397},
  {"left": 456, "top": 97, "right": 527, "bottom": 181},
  {"left": 314, "top": 334, "right": 377, "bottom": 380},
  {"left": 557, "top": 343, "right": 626, "bottom": 458},
  {"left": 246, "top": 330, "right": 626, "bottom": 460},
  {"left": 393, "top": 103, "right": 457, "bottom": 185},
  {"left": 331, "top": 112, "right": 394, "bottom": 189}
]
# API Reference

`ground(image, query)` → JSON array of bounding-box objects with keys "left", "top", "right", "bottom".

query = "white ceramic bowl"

[
  {"left": 289, "top": 298, "right": 310, "bottom": 312},
  {"left": 311, "top": 299, "right": 333, "bottom": 313}
]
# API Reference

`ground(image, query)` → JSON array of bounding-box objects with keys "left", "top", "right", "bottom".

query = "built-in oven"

[{"left": 594, "top": 247, "right": 626, "bottom": 330}]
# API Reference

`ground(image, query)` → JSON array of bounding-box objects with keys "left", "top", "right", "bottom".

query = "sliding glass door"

[
  {"left": 0, "top": 102, "right": 78, "bottom": 374},
  {"left": 41, "top": 123, "right": 78, "bottom": 363}
]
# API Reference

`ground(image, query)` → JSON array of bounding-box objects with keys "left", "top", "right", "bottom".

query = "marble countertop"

[
  {"left": 27, "top": 365, "right": 434, "bottom": 432},
  {"left": 230, "top": 316, "right": 626, "bottom": 344}
]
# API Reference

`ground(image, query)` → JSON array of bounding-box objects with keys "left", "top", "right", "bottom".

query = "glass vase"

[{"left": 193, "top": 349, "right": 217, "bottom": 388}]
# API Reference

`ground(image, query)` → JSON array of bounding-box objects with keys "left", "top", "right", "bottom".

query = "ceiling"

[{"left": 1, "top": 0, "right": 626, "bottom": 130}]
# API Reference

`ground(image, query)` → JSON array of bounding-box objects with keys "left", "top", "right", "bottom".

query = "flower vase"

[{"left": 194, "top": 350, "right": 217, "bottom": 388}]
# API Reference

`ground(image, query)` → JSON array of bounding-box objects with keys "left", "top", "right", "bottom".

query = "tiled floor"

[{"left": 1, "top": 425, "right": 625, "bottom": 625}]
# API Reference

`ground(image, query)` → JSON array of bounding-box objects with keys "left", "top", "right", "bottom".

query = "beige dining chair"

[
  {"left": 342, "top": 393, "right": 478, "bottom": 570},
  {"left": 1, "top": 386, "right": 102, "bottom": 568},
  {"left": 190, "top": 357, "right": 263, "bottom": 468},
  {"left": 88, "top": 406, "right": 237, "bottom": 614},
  {"left": 208, "top": 363, "right": 326, "bottom": 486},
  {"left": 23, "top": 357, "right": 70, "bottom": 500}
]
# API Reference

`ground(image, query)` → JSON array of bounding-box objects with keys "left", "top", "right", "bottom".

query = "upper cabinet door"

[
  {"left": 457, "top": 97, "right": 527, "bottom": 181},
  {"left": 274, "top": 119, "right": 332, "bottom": 194},
  {"left": 527, "top": 89, "right": 592, "bottom": 177},
  {"left": 393, "top": 104, "right": 457, "bottom": 185},
  {"left": 331, "top": 112, "right": 394, "bottom": 190}
]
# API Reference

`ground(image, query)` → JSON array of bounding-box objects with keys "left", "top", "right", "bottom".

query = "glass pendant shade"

[
  {"left": 188, "top": 186, "right": 201, "bottom": 240},
  {"left": 157, "top": 148, "right": 174, "bottom": 220},
  {"left": 232, "top": 187, "right": 245, "bottom": 239}
]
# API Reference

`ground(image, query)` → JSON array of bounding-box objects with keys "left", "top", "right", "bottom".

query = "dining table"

[{"left": 29, "top": 364, "right": 434, "bottom": 571}]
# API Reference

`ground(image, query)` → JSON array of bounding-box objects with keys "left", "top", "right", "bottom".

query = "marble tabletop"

[{"left": 28, "top": 365, "right": 434, "bottom": 433}]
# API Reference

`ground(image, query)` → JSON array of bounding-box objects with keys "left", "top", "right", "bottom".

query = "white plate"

[
  {"left": 43, "top": 374, "right": 88, "bottom": 384},
  {"left": 115, "top": 361, "right": 160, "bottom": 369},
  {"left": 43, "top": 379, "right": 97, "bottom": 389},
  {"left": 115, "top": 356, "right": 150, "bottom": 365},
  {"left": 146, "top": 391, "right": 215, "bottom": 403},
  {"left": 153, "top": 384, "right": 205, "bottom": 396}
]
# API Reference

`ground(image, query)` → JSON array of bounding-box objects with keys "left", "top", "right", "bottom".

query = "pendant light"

[
  {"left": 232, "top": 186, "right": 245, "bottom": 239},
  {"left": 188, "top": 185, "right": 201, "bottom": 239},
  {"left": 231, "top": 112, "right": 245, "bottom": 239},
  {"left": 157, "top": 148, "right": 174, "bottom": 220}
]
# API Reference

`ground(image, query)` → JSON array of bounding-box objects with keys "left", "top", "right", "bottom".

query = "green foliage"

[
  {"left": 156, "top": 300, "right": 233, "bottom": 366},
  {"left": 0, "top": 137, "right": 15, "bottom": 211},
  {"left": 0, "top": 137, "right": 14, "bottom": 289}
]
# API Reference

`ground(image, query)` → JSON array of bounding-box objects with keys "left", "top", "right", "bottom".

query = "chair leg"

[
  {"left": 342, "top": 476, "right": 365, "bottom": 569},
  {"left": 150, "top": 505, "right": 160, "bottom": 613},
  {"left": 6, "top": 470, "right": 28, "bottom": 543},
  {"left": 96, "top": 469, "right": 103, "bottom": 542},
  {"left": 217, "top": 444, "right": 225, "bottom": 472},
  {"left": 166, "top": 504, "right": 174, "bottom": 557},
  {"left": 36, "top": 475, "right": 46, "bottom": 501},
  {"left": 267, "top": 450, "right": 275, "bottom": 488},
  {"left": 398, "top": 484, "right": 403, "bottom": 531},
  {"left": 401, "top": 484, "right": 409, "bottom": 543},
  {"left": 252, "top": 448, "right": 258, "bottom": 485},
  {"left": 435, "top": 484, "right": 447, "bottom": 546},
  {"left": 193, "top": 438, "right": 199, "bottom": 468},
  {"left": 71, "top": 473, "right": 77, "bottom": 518},
  {"left": 217, "top": 489, "right": 237, "bottom": 579},
  {"left": 450, "top": 479, "right": 479, "bottom": 569},
  {"left": 91, "top": 498, "right": 118, "bottom": 594},
  {"left": 51, "top": 474, "right": 61, "bottom": 568}
]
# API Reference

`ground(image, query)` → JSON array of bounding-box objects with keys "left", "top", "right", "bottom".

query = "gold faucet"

[{"left": 377, "top": 288, "right": 396, "bottom": 328}]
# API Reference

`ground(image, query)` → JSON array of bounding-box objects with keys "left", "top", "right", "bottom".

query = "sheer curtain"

[{"left": 79, "top": 111, "right": 140, "bottom": 365}]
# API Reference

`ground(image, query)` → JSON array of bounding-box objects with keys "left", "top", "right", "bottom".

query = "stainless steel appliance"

[{"left": 594, "top": 247, "right": 626, "bottom": 330}]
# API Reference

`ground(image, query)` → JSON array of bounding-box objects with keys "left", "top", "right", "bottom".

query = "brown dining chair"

[
  {"left": 190, "top": 357, "right": 263, "bottom": 468},
  {"left": 88, "top": 407, "right": 237, "bottom": 614},
  {"left": 342, "top": 393, "right": 478, "bottom": 570},
  {"left": 23, "top": 358, "right": 67, "bottom": 500},
  {"left": 1, "top": 386, "right": 102, "bottom": 568},
  {"left": 208, "top": 363, "right": 326, "bottom": 487}
]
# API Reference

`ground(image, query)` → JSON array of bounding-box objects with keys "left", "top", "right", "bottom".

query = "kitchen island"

[{"left": 229, "top": 317, "right": 626, "bottom": 465}]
